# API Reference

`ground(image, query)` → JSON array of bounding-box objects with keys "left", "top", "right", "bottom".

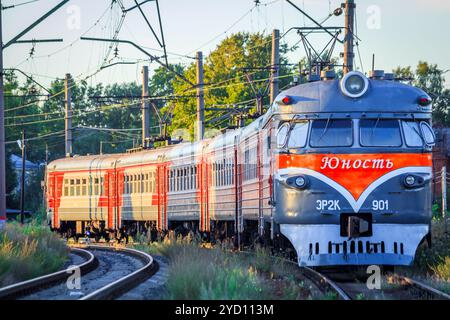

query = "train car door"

[
  {"left": 156, "top": 163, "right": 168, "bottom": 231},
  {"left": 105, "top": 171, "right": 118, "bottom": 230},
  {"left": 257, "top": 132, "right": 264, "bottom": 236},
  {"left": 48, "top": 174, "right": 57, "bottom": 228},
  {"left": 234, "top": 137, "right": 243, "bottom": 244}
]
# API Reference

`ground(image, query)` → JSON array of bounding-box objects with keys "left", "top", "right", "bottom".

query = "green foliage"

[
  {"left": 431, "top": 256, "right": 450, "bottom": 281},
  {"left": 394, "top": 61, "right": 450, "bottom": 126},
  {"left": 0, "top": 222, "right": 68, "bottom": 287},
  {"left": 199, "top": 266, "right": 269, "bottom": 300},
  {"left": 322, "top": 292, "right": 338, "bottom": 300},
  {"left": 414, "top": 220, "right": 450, "bottom": 274},
  {"left": 167, "top": 32, "right": 295, "bottom": 139}
]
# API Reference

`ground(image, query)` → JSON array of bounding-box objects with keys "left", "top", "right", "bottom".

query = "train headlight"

[
  {"left": 295, "top": 176, "right": 306, "bottom": 188},
  {"left": 404, "top": 175, "right": 416, "bottom": 186},
  {"left": 340, "top": 71, "right": 369, "bottom": 98}
]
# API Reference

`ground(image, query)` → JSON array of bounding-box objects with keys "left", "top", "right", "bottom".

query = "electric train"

[{"left": 46, "top": 70, "right": 436, "bottom": 266}]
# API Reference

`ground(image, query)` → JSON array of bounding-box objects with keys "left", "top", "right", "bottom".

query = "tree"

[
  {"left": 166, "top": 32, "right": 294, "bottom": 139},
  {"left": 394, "top": 61, "right": 450, "bottom": 126}
]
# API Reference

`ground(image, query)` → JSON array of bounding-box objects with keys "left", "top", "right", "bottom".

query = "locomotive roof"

[{"left": 270, "top": 78, "right": 432, "bottom": 116}]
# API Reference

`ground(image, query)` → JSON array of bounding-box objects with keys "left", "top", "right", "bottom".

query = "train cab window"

[
  {"left": 401, "top": 121, "right": 423, "bottom": 147},
  {"left": 277, "top": 123, "right": 289, "bottom": 148},
  {"left": 420, "top": 122, "right": 436, "bottom": 146},
  {"left": 287, "top": 121, "right": 309, "bottom": 148},
  {"left": 310, "top": 119, "right": 353, "bottom": 147},
  {"left": 360, "top": 119, "right": 401, "bottom": 147}
]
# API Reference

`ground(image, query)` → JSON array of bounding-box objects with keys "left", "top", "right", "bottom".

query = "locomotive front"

[{"left": 271, "top": 71, "right": 435, "bottom": 266}]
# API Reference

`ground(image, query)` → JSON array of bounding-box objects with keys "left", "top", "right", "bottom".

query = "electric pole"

[
  {"left": 142, "top": 65, "right": 150, "bottom": 148},
  {"left": 343, "top": 0, "right": 355, "bottom": 74},
  {"left": 20, "top": 130, "right": 26, "bottom": 224},
  {"left": 196, "top": 51, "right": 204, "bottom": 141},
  {"left": 442, "top": 166, "right": 447, "bottom": 232},
  {"left": 65, "top": 73, "right": 73, "bottom": 157},
  {"left": 270, "top": 29, "right": 280, "bottom": 104},
  {"left": 0, "top": 0, "right": 68, "bottom": 229},
  {"left": 0, "top": 2, "right": 6, "bottom": 228}
]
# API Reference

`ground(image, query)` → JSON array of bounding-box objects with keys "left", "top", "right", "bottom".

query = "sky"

[{"left": 2, "top": 0, "right": 450, "bottom": 89}]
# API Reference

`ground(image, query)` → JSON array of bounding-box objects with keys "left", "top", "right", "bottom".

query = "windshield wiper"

[
  {"left": 317, "top": 115, "right": 332, "bottom": 144},
  {"left": 369, "top": 116, "right": 381, "bottom": 141}
]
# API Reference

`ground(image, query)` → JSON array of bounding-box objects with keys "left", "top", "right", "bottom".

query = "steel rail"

[
  {"left": 0, "top": 248, "right": 97, "bottom": 300},
  {"left": 395, "top": 274, "right": 450, "bottom": 300},
  {"left": 80, "top": 245, "right": 157, "bottom": 300},
  {"left": 237, "top": 250, "right": 350, "bottom": 300},
  {"left": 301, "top": 266, "right": 352, "bottom": 300}
]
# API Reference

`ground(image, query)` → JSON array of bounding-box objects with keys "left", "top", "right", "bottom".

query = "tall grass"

[
  {"left": 0, "top": 222, "right": 68, "bottom": 287},
  {"left": 135, "top": 235, "right": 312, "bottom": 300},
  {"left": 414, "top": 220, "right": 450, "bottom": 274}
]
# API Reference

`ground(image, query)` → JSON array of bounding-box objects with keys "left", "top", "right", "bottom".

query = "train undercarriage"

[{"left": 53, "top": 218, "right": 296, "bottom": 257}]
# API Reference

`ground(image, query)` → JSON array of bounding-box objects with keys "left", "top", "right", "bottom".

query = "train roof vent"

[
  {"left": 369, "top": 70, "right": 385, "bottom": 79},
  {"left": 308, "top": 74, "right": 320, "bottom": 82},
  {"left": 321, "top": 70, "right": 336, "bottom": 80},
  {"left": 384, "top": 73, "right": 395, "bottom": 81}
]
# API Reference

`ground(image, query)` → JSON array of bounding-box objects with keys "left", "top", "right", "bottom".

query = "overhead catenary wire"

[
  {"left": 4, "top": 130, "right": 65, "bottom": 145},
  {"left": 5, "top": 72, "right": 297, "bottom": 128}
]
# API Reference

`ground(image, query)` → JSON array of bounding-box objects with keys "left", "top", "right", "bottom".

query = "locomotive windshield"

[
  {"left": 287, "top": 121, "right": 309, "bottom": 148},
  {"left": 309, "top": 119, "right": 353, "bottom": 147},
  {"left": 360, "top": 119, "right": 402, "bottom": 147},
  {"left": 402, "top": 121, "right": 423, "bottom": 147},
  {"left": 277, "top": 118, "right": 435, "bottom": 150}
]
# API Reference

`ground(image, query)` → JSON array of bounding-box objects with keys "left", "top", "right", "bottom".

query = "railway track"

[
  {"left": 0, "top": 245, "right": 157, "bottom": 300},
  {"left": 315, "top": 267, "right": 450, "bottom": 300},
  {"left": 240, "top": 249, "right": 449, "bottom": 300}
]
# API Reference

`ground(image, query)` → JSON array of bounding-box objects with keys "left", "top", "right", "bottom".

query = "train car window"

[
  {"left": 82, "top": 179, "right": 87, "bottom": 195},
  {"left": 360, "top": 119, "right": 401, "bottom": 147},
  {"left": 420, "top": 122, "right": 436, "bottom": 146},
  {"left": 310, "top": 119, "right": 353, "bottom": 147},
  {"left": 64, "top": 179, "right": 69, "bottom": 196},
  {"left": 69, "top": 179, "right": 74, "bottom": 196},
  {"left": 76, "top": 179, "right": 81, "bottom": 196},
  {"left": 277, "top": 123, "right": 289, "bottom": 148},
  {"left": 130, "top": 178, "right": 133, "bottom": 194},
  {"left": 287, "top": 121, "right": 309, "bottom": 148},
  {"left": 401, "top": 121, "right": 423, "bottom": 147}
]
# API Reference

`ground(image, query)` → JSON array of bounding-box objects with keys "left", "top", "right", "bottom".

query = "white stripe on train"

[{"left": 276, "top": 166, "right": 432, "bottom": 212}]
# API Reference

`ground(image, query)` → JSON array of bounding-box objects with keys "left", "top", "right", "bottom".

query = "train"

[{"left": 46, "top": 70, "right": 436, "bottom": 266}]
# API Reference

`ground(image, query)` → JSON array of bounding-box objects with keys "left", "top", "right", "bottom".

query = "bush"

[
  {"left": 414, "top": 220, "right": 450, "bottom": 274},
  {"left": 431, "top": 256, "right": 450, "bottom": 281},
  {"left": 0, "top": 222, "right": 68, "bottom": 287}
]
